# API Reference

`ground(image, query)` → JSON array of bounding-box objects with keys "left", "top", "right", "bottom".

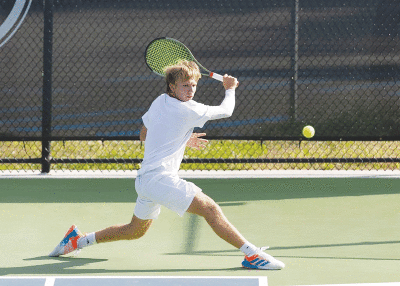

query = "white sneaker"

[
  {"left": 48, "top": 225, "right": 84, "bottom": 257},
  {"left": 241, "top": 247, "right": 285, "bottom": 270}
]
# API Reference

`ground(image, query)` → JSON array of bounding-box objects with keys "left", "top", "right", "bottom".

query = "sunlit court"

[{"left": 1, "top": 171, "right": 399, "bottom": 286}]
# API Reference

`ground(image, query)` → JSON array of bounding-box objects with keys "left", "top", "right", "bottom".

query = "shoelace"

[{"left": 256, "top": 246, "right": 275, "bottom": 262}]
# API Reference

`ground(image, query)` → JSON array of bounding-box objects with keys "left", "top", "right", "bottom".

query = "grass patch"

[{"left": 1, "top": 140, "right": 400, "bottom": 171}]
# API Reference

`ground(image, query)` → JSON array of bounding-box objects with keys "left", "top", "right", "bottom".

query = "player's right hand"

[{"left": 223, "top": 74, "right": 239, "bottom": 90}]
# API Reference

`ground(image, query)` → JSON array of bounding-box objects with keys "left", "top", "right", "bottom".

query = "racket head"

[{"left": 145, "top": 37, "right": 210, "bottom": 77}]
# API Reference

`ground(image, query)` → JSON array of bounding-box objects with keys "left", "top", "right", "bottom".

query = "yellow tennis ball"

[{"left": 302, "top": 125, "right": 315, "bottom": 138}]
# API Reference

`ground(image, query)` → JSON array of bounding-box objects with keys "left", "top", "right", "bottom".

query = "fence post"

[
  {"left": 42, "top": 0, "right": 54, "bottom": 173},
  {"left": 290, "top": 0, "right": 299, "bottom": 121}
]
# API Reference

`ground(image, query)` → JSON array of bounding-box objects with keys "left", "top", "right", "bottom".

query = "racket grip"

[{"left": 209, "top": 72, "right": 224, "bottom": 82}]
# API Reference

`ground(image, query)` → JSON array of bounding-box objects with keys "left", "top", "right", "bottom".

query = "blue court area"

[{"left": 0, "top": 276, "right": 266, "bottom": 286}]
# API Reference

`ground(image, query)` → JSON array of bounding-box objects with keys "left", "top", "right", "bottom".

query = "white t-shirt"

[{"left": 138, "top": 89, "right": 235, "bottom": 176}]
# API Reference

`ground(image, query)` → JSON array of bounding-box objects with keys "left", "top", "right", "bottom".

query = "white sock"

[
  {"left": 77, "top": 232, "right": 97, "bottom": 249},
  {"left": 240, "top": 241, "right": 258, "bottom": 257}
]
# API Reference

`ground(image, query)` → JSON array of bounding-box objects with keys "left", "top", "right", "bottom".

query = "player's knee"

[
  {"left": 126, "top": 227, "right": 148, "bottom": 240},
  {"left": 202, "top": 197, "right": 222, "bottom": 218},
  {"left": 189, "top": 193, "right": 222, "bottom": 218},
  {"left": 125, "top": 220, "right": 151, "bottom": 240},
  {"left": 127, "top": 231, "right": 145, "bottom": 240}
]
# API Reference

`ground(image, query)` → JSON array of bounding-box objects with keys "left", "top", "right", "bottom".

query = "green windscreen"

[{"left": 145, "top": 38, "right": 195, "bottom": 77}]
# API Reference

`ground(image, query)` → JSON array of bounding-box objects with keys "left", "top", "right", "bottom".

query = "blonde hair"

[{"left": 164, "top": 60, "right": 201, "bottom": 94}]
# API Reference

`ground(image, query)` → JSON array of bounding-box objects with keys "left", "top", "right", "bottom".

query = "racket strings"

[{"left": 145, "top": 38, "right": 195, "bottom": 77}]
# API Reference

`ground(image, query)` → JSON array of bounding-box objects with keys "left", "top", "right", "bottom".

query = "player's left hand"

[{"left": 187, "top": 133, "right": 208, "bottom": 150}]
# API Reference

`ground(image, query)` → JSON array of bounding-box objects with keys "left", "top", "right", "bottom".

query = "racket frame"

[{"left": 145, "top": 37, "right": 224, "bottom": 82}]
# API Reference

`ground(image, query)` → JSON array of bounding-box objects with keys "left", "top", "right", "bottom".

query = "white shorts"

[{"left": 134, "top": 173, "right": 202, "bottom": 220}]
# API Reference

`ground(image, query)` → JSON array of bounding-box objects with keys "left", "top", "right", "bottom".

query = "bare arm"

[{"left": 140, "top": 125, "right": 147, "bottom": 142}]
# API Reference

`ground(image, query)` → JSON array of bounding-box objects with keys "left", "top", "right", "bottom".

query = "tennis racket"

[{"left": 145, "top": 37, "right": 224, "bottom": 82}]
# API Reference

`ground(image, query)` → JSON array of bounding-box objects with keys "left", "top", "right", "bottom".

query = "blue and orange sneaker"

[
  {"left": 242, "top": 247, "right": 285, "bottom": 270},
  {"left": 49, "top": 225, "right": 84, "bottom": 257}
]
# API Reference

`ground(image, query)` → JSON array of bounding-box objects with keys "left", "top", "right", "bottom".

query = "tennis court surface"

[{"left": 1, "top": 171, "right": 399, "bottom": 286}]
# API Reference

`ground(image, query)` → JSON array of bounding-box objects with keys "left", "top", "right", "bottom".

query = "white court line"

[
  {"left": 44, "top": 277, "right": 55, "bottom": 286},
  {"left": 259, "top": 276, "right": 268, "bottom": 286},
  {"left": 2, "top": 169, "right": 400, "bottom": 179},
  {"left": 1, "top": 277, "right": 399, "bottom": 286}
]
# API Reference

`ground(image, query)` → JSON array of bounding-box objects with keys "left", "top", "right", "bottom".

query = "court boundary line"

[
  {"left": 0, "top": 276, "right": 268, "bottom": 286},
  {"left": 1, "top": 276, "right": 399, "bottom": 286},
  {"left": 1, "top": 169, "right": 400, "bottom": 179}
]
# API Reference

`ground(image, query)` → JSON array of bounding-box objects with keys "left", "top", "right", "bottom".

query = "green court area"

[{"left": 0, "top": 177, "right": 399, "bottom": 286}]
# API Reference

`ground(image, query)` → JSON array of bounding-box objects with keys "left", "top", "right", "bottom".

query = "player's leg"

[
  {"left": 49, "top": 175, "right": 158, "bottom": 257},
  {"left": 186, "top": 191, "right": 246, "bottom": 249},
  {"left": 48, "top": 216, "right": 152, "bottom": 257},
  {"left": 95, "top": 215, "right": 153, "bottom": 243},
  {"left": 186, "top": 191, "right": 285, "bottom": 270}
]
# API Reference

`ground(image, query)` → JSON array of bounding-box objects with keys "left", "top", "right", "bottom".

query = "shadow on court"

[
  {"left": 278, "top": 255, "right": 400, "bottom": 261},
  {"left": 2, "top": 178, "right": 400, "bottom": 203},
  {"left": 195, "top": 178, "right": 400, "bottom": 202},
  {"left": 270, "top": 240, "right": 400, "bottom": 251},
  {"left": 0, "top": 256, "right": 243, "bottom": 276},
  {"left": 166, "top": 240, "right": 400, "bottom": 259},
  {"left": 0, "top": 257, "right": 109, "bottom": 276}
]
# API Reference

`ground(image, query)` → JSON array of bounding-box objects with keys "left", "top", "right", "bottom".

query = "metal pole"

[
  {"left": 42, "top": 0, "right": 54, "bottom": 173},
  {"left": 290, "top": 0, "right": 299, "bottom": 121}
]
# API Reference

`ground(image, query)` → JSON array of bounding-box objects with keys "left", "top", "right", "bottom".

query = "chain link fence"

[{"left": 1, "top": 0, "right": 400, "bottom": 172}]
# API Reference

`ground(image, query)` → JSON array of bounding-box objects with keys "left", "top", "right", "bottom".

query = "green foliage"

[{"left": 1, "top": 140, "right": 400, "bottom": 171}]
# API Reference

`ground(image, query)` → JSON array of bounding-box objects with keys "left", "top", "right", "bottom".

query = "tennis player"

[{"left": 49, "top": 60, "right": 285, "bottom": 270}]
